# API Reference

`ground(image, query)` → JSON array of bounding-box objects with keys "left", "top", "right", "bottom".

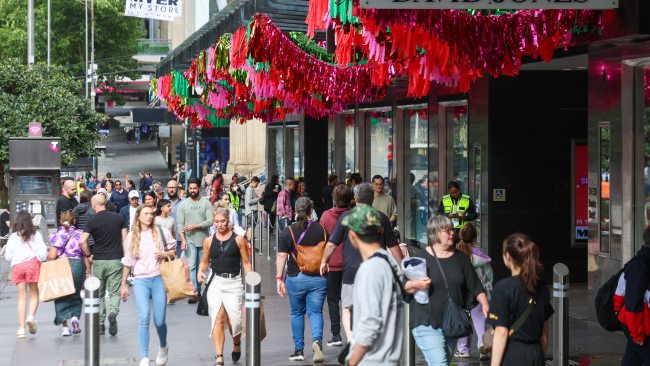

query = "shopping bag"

[
  {"left": 242, "top": 300, "right": 267, "bottom": 341},
  {"left": 38, "top": 257, "right": 75, "bottom": 302},
  {"left": 159, "top": 257, "right": 196, "bottom": 304}
]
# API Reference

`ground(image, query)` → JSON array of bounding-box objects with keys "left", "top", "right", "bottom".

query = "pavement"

[{"left": 0, "top": 129, "right": 629, "bottom": 365}]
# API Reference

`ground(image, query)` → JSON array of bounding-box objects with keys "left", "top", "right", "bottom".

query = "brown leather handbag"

[{"left": 288, "top": 222, "right": 327, "bottom": 275}]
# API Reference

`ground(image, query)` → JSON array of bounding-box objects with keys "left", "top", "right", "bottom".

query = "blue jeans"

[
  {"left": 175, "top": 240, "right": 182, "bottom": 259},
  {"left": 184, "top": 242, "right": 203, "bottom": 293},
  {"left": 285, "top": 272, "right": 327, "bottom": 351},
  {"left": 412, "top": 325, "right": 458, "bottom": 366},
  {"left": 278, "top": 217, "right": 290, "bottom": 232},
  {"left": 134, "top": 276, "right": 167, "bottom": 359}
]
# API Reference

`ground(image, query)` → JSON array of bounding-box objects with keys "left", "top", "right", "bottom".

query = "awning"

[{"left": 132, "top": 108, "right": 181, "bottom": 124}]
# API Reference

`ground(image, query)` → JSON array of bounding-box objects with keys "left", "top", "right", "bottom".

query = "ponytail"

[
  {"left": 294, "top": 196, "right": 313, "bottom": 233},
  {"left": 503, "top": 233, "right": 543, "bottom": 293}
]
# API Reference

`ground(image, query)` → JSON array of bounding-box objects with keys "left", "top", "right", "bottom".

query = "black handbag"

[
  {"left": 431, "top": 248, "right": 473, "bottom": 338},
  {"left": 196, "top": 273, "right": 216, "bottom": 316}
]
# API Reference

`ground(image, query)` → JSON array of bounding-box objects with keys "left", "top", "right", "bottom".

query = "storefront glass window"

[
  {"left": 638, "top": 66, "right": 650, "bottom": 249},
  {"left": 446, "top": 102, "right": 469, "bottom": 193},
  {"left": 404, "top": 106, "right": 428, "bottom": 245},
  {"left": 344, "top": 112, "right": 357, "bottom": 176},
  {"left": 368, "top": 108, "right": 394, "bottom": 182},
  {"left": 599, "top": 123, "right": 610, "bottom": 254},
  {"left": 328, "top": 119, "right": 335, "bottom": 176},
  {"left": 473, "top": 144, "right": 482, "bottom": 245},
  {"left": 268, "top": 126, "right": 284, "bottom": 181}
]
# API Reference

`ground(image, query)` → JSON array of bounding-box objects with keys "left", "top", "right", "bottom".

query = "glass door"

[
  {"left": 634, "top": 63, "right": 650, "bottom": 251},
  {"left": 403, "top": 105, "right": 429, "bottom": 245}
]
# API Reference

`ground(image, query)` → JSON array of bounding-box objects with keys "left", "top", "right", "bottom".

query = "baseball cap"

[
  {"left": 96, "top": 188, "right": 108, "bottom": 195},
  {"left": 342, "top": 205, "right": 383, "bottom": 236},
  {"left": 128, "top": 190, "right": 139, "bottom": 199},
  {"left": 154, "top": 186, "right": 165, "bottom": 194}
]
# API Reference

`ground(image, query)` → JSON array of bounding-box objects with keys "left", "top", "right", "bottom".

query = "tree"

[
  {"left": 0, "top": 59, "right": 103, "bottom": 168},
  {"left": 0, "top": 0, "right": 144, "bottom": 81}
]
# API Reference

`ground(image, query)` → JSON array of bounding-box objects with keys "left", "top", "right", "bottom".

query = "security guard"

[{"left": 436, "top": 181, "right": 477, "bottom": 242}]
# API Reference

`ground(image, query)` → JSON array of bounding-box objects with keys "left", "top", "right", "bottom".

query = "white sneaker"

[
  {"left": 139, "top": 358, "right": 150, "bottom": 366},
  {"left": 61, "top": 327, "right": 71, "bottom": 337},
  {"left": 155, "top": 345, "right": 169, "bottom": 366},
  {"left": 26, "top": 316, "right": 36, "bottom": 334},
  {"left": 16, "top": 327, "right": 25, "bottom": 338}
]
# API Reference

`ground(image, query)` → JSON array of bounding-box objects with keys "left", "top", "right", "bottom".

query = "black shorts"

[{"left": 502, "top": 341, "right": 544, "bottom": 366}]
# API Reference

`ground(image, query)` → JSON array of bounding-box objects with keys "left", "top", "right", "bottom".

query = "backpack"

[
  {"left": 595, "top": 267, "right": 625, "bottom": 331},
  {"left": 288, "top": 222, "right": 327, "bottom": 275}
]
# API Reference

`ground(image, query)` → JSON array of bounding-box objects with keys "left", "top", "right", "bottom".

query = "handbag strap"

[
  {"left": 508, "top": 296, "right": 536, "bottom": 337},
  {"left": 430, "top": 246, "right": 451, "bottom": 297},
  {"left": 203, "top": 272, "right": 216, "bottom": 291},
  {"left": 288, "top": 221, "right": 313, "bottom": 256},
  {"left": 370, "top": 251, "right": 406, "bottom": 301}
]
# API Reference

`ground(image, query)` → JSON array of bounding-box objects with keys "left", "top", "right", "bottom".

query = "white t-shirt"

[{"left": 129, "top": 206, "right": 137, "bottom": 230}]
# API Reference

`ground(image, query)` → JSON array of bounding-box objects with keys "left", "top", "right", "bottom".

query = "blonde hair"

[
  {"left": 130, "top": 205, "right": 161, "bottom": 258},
  {"left": 213, "top": 207, "right": 230, "bottom": 225}
]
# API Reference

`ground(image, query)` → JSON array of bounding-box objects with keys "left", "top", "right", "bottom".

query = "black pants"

[
  {"left": 622, "top": 328, "right": 650, "bottom": 365},
  {"left": 326, "top": 271, "right": 343, "bottom": 337},
  {"left": 265, "top": 209, "right": 276, "bottom": 228},
  {"left": 502, "top": 341, "right": 544, "bottom": 366}
]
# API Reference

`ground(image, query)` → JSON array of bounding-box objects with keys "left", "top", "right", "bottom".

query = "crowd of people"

[{"left": 20, "top": 164, "right": 650, "bottom": 366}]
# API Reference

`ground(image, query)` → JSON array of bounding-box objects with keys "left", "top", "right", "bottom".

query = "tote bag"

[
  {"left": 431, "top": 250, "right": 473, "bottom": 338},
  {"left": 38, "top": 257, "right": 75, "bottom": 302},
  {"left": 157, "top": 227, "right": 196, "bottom": 303}
]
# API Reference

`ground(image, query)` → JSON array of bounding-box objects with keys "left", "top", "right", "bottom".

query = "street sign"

[
  {"left": 360, "top": 0, "right": 618, "bottom": 10},
  {"left": 493, "top": 188, "right": 506, "bottom": 202}
]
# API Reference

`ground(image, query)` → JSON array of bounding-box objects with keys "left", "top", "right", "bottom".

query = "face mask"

[{"left": 231, "top": 187, "right": 237, "bottom": 192}]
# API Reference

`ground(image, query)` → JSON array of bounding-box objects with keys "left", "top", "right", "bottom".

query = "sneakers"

[
  {"left": 188, "top": 294, "right": 200, "bottom": 304},
  {"left": 326, "top": 335, "right": 343, "bottom": 347},
  {"left": 26, "top": 316, "right": 37, "bottom": 334},
  {"left": 139, "top": 357, "right": 150, "bottom": 366},
  {"left": 61, "top": 327, "right": 72, "bottom": 337},
  {"left": 155, "top": 345, "right": 169, "bottom": 366},
  {"left": 71, "top": 316, "right": 81, "bottom": 334},
  {"left": 288, "top": 350, "right": 304, "bottom": 361},
  {"left": 16, "top": 327, "right": 26, "bottom": 338},
  {"left": 454, "top": 351, "right": 470, "bottom": 358},
  {"left": 100, "top": 324, "right": 106, "bottom": 335},
  {"left": 108, "top": 313, "right": 118, "bottom": 336},
  {"left": 313, "top": 341, "right": 325, "bottom": 363},
  {"left": 479, "top": 345, "right": 491, "bottom": 360}
]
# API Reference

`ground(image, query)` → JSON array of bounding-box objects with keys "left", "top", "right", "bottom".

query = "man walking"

[
  {"left": 276, "top": 179, "right": 295, "bottom": 232},
  {"left": 436, "top": 181, "right": 477, "bottom": 241},
  {"left": 56, "top": 179, "right": 78, "bottom": 225},
  {"left": 322, "top": 175, "right": 338, "bottom": 211},
  {"left": 80, "top": 194, "right": 127, "bottom": 336},
  {"left": 244, "top": 176, "right": 261, "bottom": 240},
  {"left": 343, "top": 205, "right": 404, "bottom": 366},
  {"left": 177, "top": 178, "right": 213, "bottom": 303},
  {"left": 371, "top": 175, "right": 397, "bottom": 225},
  {"left": 119, "top": 190, "right": 140, "bottom": 231},
  {"left": 165, "top": 179, "right": 184, "bottom": 257},
  {"left": 110, "top": 180, "right": 129, "bottom": 213}
]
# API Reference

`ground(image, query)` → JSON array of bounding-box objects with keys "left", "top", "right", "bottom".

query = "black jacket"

[{"left": 263, "top": 183, "right": 281, "bottom": 212}]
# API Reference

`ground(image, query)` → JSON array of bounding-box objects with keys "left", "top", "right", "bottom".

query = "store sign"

[
  {"left": 575, "top": 144, "right": 588, "bottom": 240},
  {"left": 124, "top": 0, "right": 182, "bottom": 21},
  {"left": 360, "top": 0, "right": 618, "bottom": 10}
]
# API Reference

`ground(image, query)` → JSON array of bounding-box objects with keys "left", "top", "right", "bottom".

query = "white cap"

[{"left": 128, "top": 190, "right": 139, "bottom": 199}]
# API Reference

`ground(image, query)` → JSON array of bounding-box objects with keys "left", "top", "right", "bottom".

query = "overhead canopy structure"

[{"left": 156, "top": 0, "right": 314, "bottom": 76}]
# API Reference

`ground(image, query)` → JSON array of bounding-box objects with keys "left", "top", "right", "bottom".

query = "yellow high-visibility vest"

[{"left": 441, "top": 194, "right": 471, "bottom": 228}]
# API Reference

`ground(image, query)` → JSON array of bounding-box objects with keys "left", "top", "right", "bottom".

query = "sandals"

[
  {"left": 232, "top": 342, "right": 242, "bottom": 363},
  {"left": 214, "top": 354, "right": 224, "bottom": 366}
]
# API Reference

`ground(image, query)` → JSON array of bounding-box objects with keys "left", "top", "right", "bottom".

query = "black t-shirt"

[
  {"left": 409, "top": 248, "right": 485, "bottom": 329},
  {"left": 322, "top": 185, "right": 334, "bottom": 210},
  {"left": 487, "top": 276, "right": 554, "bottom": 344},
  {"left": 329, "top": 208, "right": 398, "bottom": 284},
  {"left": 279, "top": 221, "right": 328, "bottom": 277},
  {"left": 56, "top": 195, "right": 78, "bottom": 225},
  {"left": 84, "top": 210, "right": 125, "bottom": 260},
  {"left": 0, "top": 211, "right": 9, "bottom": 236}
]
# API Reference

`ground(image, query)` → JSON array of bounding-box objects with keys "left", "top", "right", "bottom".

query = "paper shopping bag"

[
  {"left": 38, "top": 257, "right": 75, "bottom": 302},
  {"left": 160, "top": 257, "right": 196, "bottom": 304}
]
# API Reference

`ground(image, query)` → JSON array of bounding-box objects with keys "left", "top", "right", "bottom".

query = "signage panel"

[
  {"left": 9, "top": 138, "right": 61, "bottom": 170},
  {"left": 124, "top": 0, "right": 182, "bottom": 21},
  {"left": 360, "top": 0, "right": 618, "bottom": 10}
]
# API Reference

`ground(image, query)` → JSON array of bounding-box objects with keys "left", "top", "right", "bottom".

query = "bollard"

[
  {"left": 245, "top": 272, "right": 262, "bottom": 366},
  {"left": 84, "top": 276, "right": 101, "bottom": 366},
  {"left": 266, "top": 212, "right": 271, "bottom": 260},
  {"left": 258, "top": 211, "right": 263, "bottom": 256},
  {"left": 400, "top": 302, "right": 415, "bottom": 366},
  {"left": 552, "top": 263, "right": 569, "bottom": 366},
  {"left": 251, "top": 212, "right": 256, "bottom": 255}
]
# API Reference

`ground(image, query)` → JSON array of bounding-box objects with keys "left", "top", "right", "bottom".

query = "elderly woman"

[
  {"left": 404, "top": 215, "right": 489, "bottom": 366},
  {"left": 198, "top": 208, "right": 252, "bottom": 366}
]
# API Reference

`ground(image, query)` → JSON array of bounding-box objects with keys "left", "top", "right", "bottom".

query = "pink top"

[{"left": 122, "top": 227, "right": 175, "bottom": 279}]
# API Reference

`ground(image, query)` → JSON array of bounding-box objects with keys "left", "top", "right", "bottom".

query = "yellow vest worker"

[{"left": 436, "top": 181, "right": 477, "bottom": 229}]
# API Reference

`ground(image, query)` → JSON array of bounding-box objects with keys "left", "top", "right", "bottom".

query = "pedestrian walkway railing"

[
  {"left": 245, "top": 272, "right": 262, "bottom": 366},
  {"left": 84, "top": 276, "right": 101, "bottom": 366},
  {"left": 553, "top": 263, "right": 569, "bottom": 366}
]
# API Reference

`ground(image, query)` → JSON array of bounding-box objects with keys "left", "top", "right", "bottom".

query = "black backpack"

[{"left": 594, "top": 267, "right": 625, "bottom": 331}]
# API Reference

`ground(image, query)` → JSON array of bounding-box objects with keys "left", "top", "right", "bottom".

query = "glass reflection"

[
  {"left": 406, "top": 107, "right": 429, "bottom": 245},
  {"left": 599, "top": 124, "right": 610, "bottom": 254}
]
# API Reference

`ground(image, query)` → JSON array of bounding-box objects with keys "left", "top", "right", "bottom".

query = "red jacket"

[
  {"left": 613, "top": 247, "right": 650, "bottom": 343},
  {"left": 320, "top": 207, "right": 348, "bottom": 272}
]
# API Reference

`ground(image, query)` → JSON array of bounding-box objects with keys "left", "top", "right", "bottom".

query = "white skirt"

[{"left": 207, "top": 275, "right": 244, "bottom": 337}]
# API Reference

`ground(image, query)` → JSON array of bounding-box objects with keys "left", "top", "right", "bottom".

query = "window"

[
  {"left": 344, "top": 112, "right": 357, "bottom": 175},
  {"left": 599, "top": 123, "right": 611, "bottom": 255},
  {"left": 367, "top": 108, "right": 394, "bottom": 180},
  {"left": 404, "top": 106, "right": 429, "bottom": 245},
  {"left": 443, "top": 101, "right": 469, "bottom": 193}
]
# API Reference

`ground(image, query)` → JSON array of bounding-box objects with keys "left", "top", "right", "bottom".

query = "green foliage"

[
  {"left": 0, "top": 59, "right": 103, "bottom": 166},
  {"left": 0, "top": 0, "right": 144, "bottom": 80}
]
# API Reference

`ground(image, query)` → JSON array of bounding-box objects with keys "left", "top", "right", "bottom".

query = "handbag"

[
  {"left": 157, "top": 227, "right": 196, "bottom": 303},
  {"left": 288, "top": 222, "right": 327, "bottom": 275},
  {"left": 482, "top": 295, "right": 536, "bottom": 352},
  {"left": 196, "top": 273, "right": 216, "bottom": 316},
  {"left": 431, "top": 248, "right": 473, "bottom": 338},
  {"left": 38, "top": 257, "right": 75, "bottom": 302}
]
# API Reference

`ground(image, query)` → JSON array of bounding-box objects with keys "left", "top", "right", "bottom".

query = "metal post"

[
  {"left": 275, "top": 215, "right": 280, "bottom": 251},
  {"left": 552, "top": 263, "right": 569, "bottom": 366},
  {"left": 258, "top": 211, "right": 263, "bottom": 256},
  {"left": 84, "top": 0, "right": 88, "bottom": 98},
  {"left": 400, "top": 302, "right": 415, "bottom": 366},
  {"left": 183, "top": 121, "right": 188, "bottom": 189},
  {"left": 84, "top": 276, "right": 101, "bottom": 366},
  {"left": 251, "top": 211, "right": 256, "bottom": 256},
  {"left": 47, "top": 0, "right": 51, "bottom": 69},
  {"left": 245, "top": 272, "right": 262, "bottom": 366},
  {"left": 266, "top": 212, "right": 271, "bottom": 260},
  {"left": 90, "top": 0, "right": 95, "bottom": 108},
  {"left": 27, "top": 0, "right": 35, "bottom": 68}
]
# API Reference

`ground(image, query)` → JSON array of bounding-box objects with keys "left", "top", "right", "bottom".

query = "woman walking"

[
  {"left": 454, "top": 223, "right": 493, "bottom": 360},
  {"left": 144, "top": 191, "right": 158, "bottom": 210},
  {"left": 154, "top": 199, "right": 175, "bottom": 239},
  {"left": 276, "top": 197, "right": 328, "bottom": 363},
  {"left": 404, "top": 215, "right": 489, "bottom": 366},
  {"left": 210, "top": 174, "right": 224, "bottom": 204},
  {"left": 48, "top": 210, "right": 85, "bottom": 336},
  {"left": 120, "top": 206, "right": 176, "bottom": 366},
  {"left": 198, "top": 207, "right": 252, "bottom": 366},
  {"left": 488, "top": 233, "right": 554, "bottom": 366},
  {"left": 263, "top": 175, "right": 281, "bottom": 232},
  {"left": 5, "top": 211, "right": 48, "bottom": 338}
]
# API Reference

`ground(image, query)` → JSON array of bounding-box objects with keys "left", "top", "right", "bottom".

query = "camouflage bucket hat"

[{"left": 342, "top": 205, "right": 382, "bottom": 236}]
